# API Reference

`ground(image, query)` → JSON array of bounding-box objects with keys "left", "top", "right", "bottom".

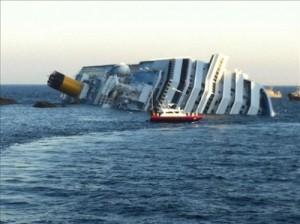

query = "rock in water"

[
  {"left": 0, "top": 97, "right": 17, "bottom": 105},
  {"left": 33, "top": 101, "right": 57, "bottom": 108}
]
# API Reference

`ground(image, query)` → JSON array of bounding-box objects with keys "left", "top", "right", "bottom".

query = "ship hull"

[{"left": 47, "top": 54, "right": 276, "bottom": 116}]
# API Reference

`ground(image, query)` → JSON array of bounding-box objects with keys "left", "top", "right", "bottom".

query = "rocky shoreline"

[
  {"left": 33, "top": 101, "right": 57, "bottom": 108},
  {"left": 0, "top": 97, "right": 17, "bottom": 105},
  {"left": 0, "top": 97, "right": 59, "bottom": 108}
]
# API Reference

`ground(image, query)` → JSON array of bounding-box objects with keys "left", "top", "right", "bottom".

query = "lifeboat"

[{"left": 150, "top": 106, "right": 203, "bottom": 123}]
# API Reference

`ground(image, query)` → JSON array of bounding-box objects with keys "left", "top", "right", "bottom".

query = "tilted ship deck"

[{"left": 48, "top": 53, "right": 275, "bottom": 116}]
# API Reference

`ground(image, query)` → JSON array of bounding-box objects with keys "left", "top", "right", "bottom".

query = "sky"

[{"left": 1, "top": 1, "right": 300, "bottom": 85}]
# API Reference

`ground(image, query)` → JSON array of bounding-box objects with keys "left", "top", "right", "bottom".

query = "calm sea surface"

[{"left": 1, "top": 85, "right": 300, "bottom": 224}]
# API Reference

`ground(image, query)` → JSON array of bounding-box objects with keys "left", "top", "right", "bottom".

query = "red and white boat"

[{"left": 150, "top": 106, "right": 204, "bottom": 123}]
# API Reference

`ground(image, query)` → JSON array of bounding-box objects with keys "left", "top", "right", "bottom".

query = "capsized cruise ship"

[{"left": 47, "top": 54, "right": 275, "bottom": 116}]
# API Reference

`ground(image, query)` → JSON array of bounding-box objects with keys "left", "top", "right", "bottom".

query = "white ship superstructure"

[{"left": 47, "top": 53, "right": 275, "bottom": 116}]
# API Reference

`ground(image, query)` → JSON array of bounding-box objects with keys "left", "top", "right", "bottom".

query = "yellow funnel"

[
  {"left": 60, "top": 76, "right": 82, "bottom": 97},
  {"left": 48, "top": 71, "right": 83, "bottom": 97}
]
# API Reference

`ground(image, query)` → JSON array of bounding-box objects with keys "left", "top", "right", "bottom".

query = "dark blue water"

[{"left": 1, "top": 85, "right": 300, "bottom": 224}]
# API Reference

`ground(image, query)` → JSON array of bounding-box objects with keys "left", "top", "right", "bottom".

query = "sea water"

[{"left": 1, "top": 85, "right": 300, "bottom": 223}]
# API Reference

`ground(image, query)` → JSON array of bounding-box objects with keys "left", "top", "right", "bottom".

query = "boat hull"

[{"left": 150, "top": 115, "right": 204, "bottom": 123}]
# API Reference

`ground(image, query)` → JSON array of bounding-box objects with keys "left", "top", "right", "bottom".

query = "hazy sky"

[{"left": 1, "top": 1, "right": 300, "bottom": 85}]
